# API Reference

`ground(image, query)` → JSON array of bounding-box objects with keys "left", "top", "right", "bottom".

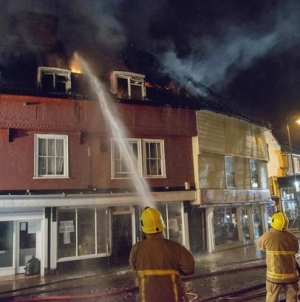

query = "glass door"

[
  {"left": 17, "top": 221, "right": 39, "bottom": 274},
  {"left": 0, "top": 222, "right": 14, "bottom": 269},
  {"left": 240, "top": 207, "right": 250, "bottom": 244}
]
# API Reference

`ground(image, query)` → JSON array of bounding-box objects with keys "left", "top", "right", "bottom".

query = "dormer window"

[
  {"left": 37, "top": 67, "right": 71, "bottom": 94},
  {"left": 110, "top": 71, "right": 146, "bottom": 100}
]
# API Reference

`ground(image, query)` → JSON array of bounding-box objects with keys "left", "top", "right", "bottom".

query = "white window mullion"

[
  {"left": 143, "top": 139, "right": 165, "bottom": 178},
  {"left": 34, "top": 134, "right": 68, "bottom": 179}
]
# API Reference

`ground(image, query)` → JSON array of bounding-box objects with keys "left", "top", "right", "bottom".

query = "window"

[
  {"left": 37, "top": 67, "right": 71, "bottom": 93},
  {"left": 225, "top": 156, "right": 235, "bottom": 188},
  {"left": 250, "top": 159, "right": 259, "bottom": 189},
  {"left": 112, "top": 139, "right": 141, "bottom": 178},
  {"left": 57, "top": 207, "right": 111, "bottom": 260},
  {"left": 143, "top": 139, "right": 165, "bottom": 177},
  {"left": 109, "top": 71, "right": 147, "bottom": 100},
  {"left": 34, "top": 134, "right": 68, "bottom": 178},
  {"left": 213, "top": 207, "right": 239, "bottom": 246},
  {"left": 112, "top": 138, "right": 166, "bottom": 179},
  {"left": 157, "top": 203, "right": 183, "bottom": 243},
  {"left": 0, "top": 222, "right": 13, "bottom": 268}
]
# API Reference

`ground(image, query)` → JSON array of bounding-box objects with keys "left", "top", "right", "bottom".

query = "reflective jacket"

[
  {"left": 129, "top": 233, "right": 195, "bottom": 302},
  {"left": 257, "top": 228, "right": 299, "bottom": 284}
]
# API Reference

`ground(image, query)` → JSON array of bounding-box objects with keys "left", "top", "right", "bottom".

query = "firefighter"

[
  {"left": 257, "top": 211, "right": 299, "bottom": 302},
  {"left": 129, "top": 207, "right": 195, "bottom": 302}
]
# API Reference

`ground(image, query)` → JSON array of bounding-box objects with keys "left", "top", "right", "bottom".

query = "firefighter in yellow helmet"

[
  {"left": 257, "top": 211, "right": 299, "bottom": 302},
  {"left": 129, "top": 207, "right": 195, "bottom": 302}
]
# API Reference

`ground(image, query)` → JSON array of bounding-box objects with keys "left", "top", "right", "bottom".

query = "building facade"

[
  {"left": 266, "top": 129, "right": 300, "bottom": 230},
  {"left": 0, "top": 69, "right": 197, "bottom": 276},
  {"left": 189, "top": 110, "right": 271, "bottom": 253},
  {"left": 0, "top": 67, "right": 274, "bottom": 276}
]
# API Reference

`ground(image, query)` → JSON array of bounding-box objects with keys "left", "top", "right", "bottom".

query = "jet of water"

[{"left": 76, "top": 54, "right": 154, "bottom": 209}]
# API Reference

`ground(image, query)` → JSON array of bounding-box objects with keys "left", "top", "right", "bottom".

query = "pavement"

[{"left": 0, "top": 231, "right": 300, "bottom": 301}]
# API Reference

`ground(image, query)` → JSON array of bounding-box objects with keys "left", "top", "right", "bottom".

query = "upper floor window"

[
  {"left": 112, "top": 139, "right": 141, "bottom": 178},
  {"left": 144, "top": 139, "right": 165, "bottom": 178},
  {"left": 109, "top": 71, "right": 147, "bottom": 100},
  {"left": 250, "top": 159, "right": 260, "bottom": 189},
  {"left": 286, "top": 154, "right": 300, "bottom": 175},
  {"left": 112, "top": 138, "right": 165, "bottom": 179},
  {"left": 34, "top": 134, "right": 69, "bottom": 178},
  {"left": 37, "top": 67, "right": 71, "bottom": 94},
  {"left": 225, "top": 156, "right": 235, "bottom": 188}
]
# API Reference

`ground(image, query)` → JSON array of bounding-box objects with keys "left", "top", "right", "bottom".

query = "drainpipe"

[{"left": 46, "top": 207, "right": 51, "bottom": 275}]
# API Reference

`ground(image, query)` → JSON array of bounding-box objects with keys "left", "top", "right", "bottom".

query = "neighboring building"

[
  {"left": 265, "top": 126, "right": 300, "bottom": 230},
  {"left": 190, "top": 110, "right": 271, "bottom": 253}
]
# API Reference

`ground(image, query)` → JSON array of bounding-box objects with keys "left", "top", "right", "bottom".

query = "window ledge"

[{"left": 33, "top": 176, "right": 70, "bottom": 180}]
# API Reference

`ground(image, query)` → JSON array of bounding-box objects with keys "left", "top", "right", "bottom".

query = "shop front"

[
  {"left": 0, "top": 208, "right": 44, "bottom": 277},
  {"left": 191, "top": 188, "right": 271, "bottom": 253},
  {"left": 205, "top": 204, "right": 266, "bottom": 252},
  {"left": 54, "top": 200, "right": 190, "bottom": 271},
  {"left": 277, "top": 176, "right": 300, "bottom": 230},
  {"left": 0, "top": 192, "right": 194, "bottom": 277}
]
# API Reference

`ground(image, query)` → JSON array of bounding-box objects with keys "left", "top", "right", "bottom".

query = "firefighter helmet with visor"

[
  {"left": 271, "top": 211, "right": 288, "bottom": 231},
  {"left": 140, "top": 207, "right": 165, "bottom": 234}
]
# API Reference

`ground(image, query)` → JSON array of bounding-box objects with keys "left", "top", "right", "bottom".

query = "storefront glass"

[
  {"left": 78, "top": 208, "right": 95, "bottom": 255},
  {"left": 281, "top": 187, "right": 300, "bottom": 229},
  {"left": 57, "top": 207, "right": 111, "bottom": 260},
  {"left": 213, "top": 207, "right": 238, "bottom": 246},
  {"left": 156, "top": 202, "right": 183, "bottom": 244},
  {"left": 167, "top": 203, "right": 183, "bottom": 243},
  {"left": 97, "top": 208, "right": 110, "bottom": 254},
  {"left": 241, "top": 208, "right": 250, "bottom": 244},
  {"left": 253, "top": 205, "right": 263, "bottom": 239},
  {"left": 0, "top": 222, "right": 13, "bottom": 268},
  {"left": 57, "top": 209, "right": 76, "bottom": 258}
]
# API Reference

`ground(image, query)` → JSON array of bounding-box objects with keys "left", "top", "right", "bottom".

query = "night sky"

[{"left": 1, "top": 0, "right": 300, "bottom": 146}]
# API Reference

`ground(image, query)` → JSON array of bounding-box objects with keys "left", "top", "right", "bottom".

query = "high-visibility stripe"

[
  {"left": 267, "top": 271, "right": 297, "bottom": 280},
  {"left": 138, "top": 269, "right": 179, "bottom": 276},
  {"left": 266, "top": 250, "right": 295, "bottom": 256},
  {"left": 265, "top": 250, "right": 298, "bottom": 281},
  {"left": 137, "top": 269, "right": 180, "bottom": 302}
]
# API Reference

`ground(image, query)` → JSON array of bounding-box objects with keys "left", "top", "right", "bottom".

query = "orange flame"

[{"left": 70, "top": 53, "right": 83, "bottom": 73}]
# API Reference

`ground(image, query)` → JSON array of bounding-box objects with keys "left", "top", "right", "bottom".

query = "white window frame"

[
  {"left": 57, "top": 207, "right": 112, "bottom": 261},
  {"left": 111, "top": 138, "right": 166, "bottom": 179},
  {"left": 110, "top": 71, "right": 147, "bottom": 100},
  {"left": 143, "top": 139, "right": 166, "bottom": 178},
  {"left": 111, "top": 138, "right": 142, "bottom": 179},
  {"left": 225, "top": 156, "right": 235, "bottom": 188},
  {"left": 34, "top": 134, "right": 69, "bottom": 179}
]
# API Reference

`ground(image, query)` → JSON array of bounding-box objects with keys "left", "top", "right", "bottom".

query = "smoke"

[
  {"left": 0, "top": 0, "right": 127, "bottom": 78},
  {"left": 160, "top": 29, "right": 278, "bottom": 94},
  {"left": 1, "top": 0, "right": 300, "bottom": 97},
  {"left": 57, "top": 0, "right": 127, "bottom": 75},
  {"left": 151, "top": 1, "right": 300, "bottom": 96}
]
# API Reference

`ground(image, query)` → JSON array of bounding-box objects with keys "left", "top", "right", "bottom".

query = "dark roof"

[{"left": 0, "top": 70, "right": 271, "bottom": 129}]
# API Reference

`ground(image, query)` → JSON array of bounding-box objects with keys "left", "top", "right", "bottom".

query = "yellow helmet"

[
  {"left": 271, "top": 211, "right": 288, "bottom": 231},
  {"left": 140, "top": 207, "right": 165, "bottom": 234}
]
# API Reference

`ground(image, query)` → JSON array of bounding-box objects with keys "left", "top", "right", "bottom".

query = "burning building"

[{"left": 0, "top": 11, "right": 272, "bottom": 277}]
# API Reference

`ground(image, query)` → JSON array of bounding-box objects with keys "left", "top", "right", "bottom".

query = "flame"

[
  {"left": 70, "top": 52, "right": 83, "bottom": 73},
  {"left": 145, "top": 82, "right": 180, "bottom": 93}
]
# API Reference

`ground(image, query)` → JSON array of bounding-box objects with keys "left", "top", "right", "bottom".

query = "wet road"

[
  {"left": 2, "top": 243, "right": 298, "bottom": 301},
  {"left": 3, "top": 261, "right": 268, "bottom": 301}
]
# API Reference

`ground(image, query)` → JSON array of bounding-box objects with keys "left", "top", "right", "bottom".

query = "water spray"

[{"left": 73, "top": 53, "right": 155, "bottom": 209}]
